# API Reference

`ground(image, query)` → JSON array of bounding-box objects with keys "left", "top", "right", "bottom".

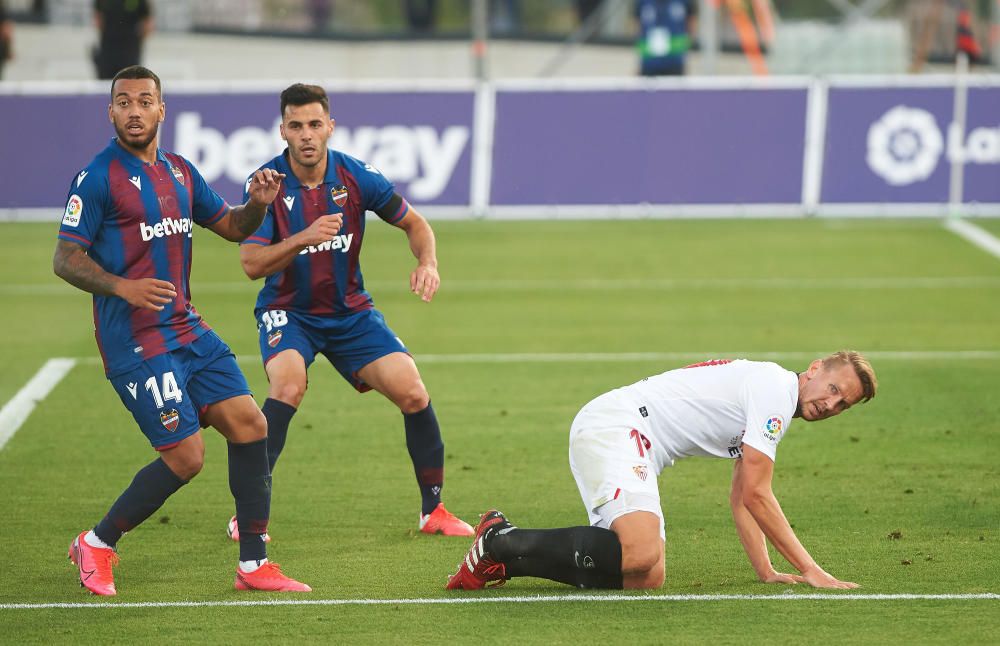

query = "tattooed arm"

[
  {"left": 53, "top": 240, "right": 176, "bottom": 311},
  {"left": 208, "top": 168, "right": 286, "bottom": 242}
]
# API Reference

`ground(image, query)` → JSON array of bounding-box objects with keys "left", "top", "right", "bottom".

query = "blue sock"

[
  {"left": 403, "top": 402, "right": 444, "bottom": 516},
  {"left": 262, "top": 398, "right": 296, "bottom": 473},
  {"left": 227, "top": 438, "right": 271, "bottom": 562},
  {"left": 93, "top": 458, "right": 186, "bottom": 548}
]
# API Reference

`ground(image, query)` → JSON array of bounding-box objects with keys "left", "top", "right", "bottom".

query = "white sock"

[
  {"left": 84, "top": 530, "right": 114, "bottom": 550},
  {"left": 239, "top": 558, "right": 268, "bottom": 573}
]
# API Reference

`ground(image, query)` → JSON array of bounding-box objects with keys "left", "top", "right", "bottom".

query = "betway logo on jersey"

[
  {"left": 173, "top": 112, "right": 468, "bottom": 200},
  {"left": 140, "top": 217, "right": 193, "bottom": 241},
  {"left": 867, "top": 105, "right": 1000, "bottom": 186},
  {"left": 299, "top": 233, "right": 354, "bottom": 255}
]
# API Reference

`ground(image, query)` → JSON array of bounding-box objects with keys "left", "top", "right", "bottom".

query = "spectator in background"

[
  {"left": 405, "top": 0, "right": 437, "bottom": 33},
  {"left": 576, "top": 0, "right": 603, "bottom": 24},
  {"left": 635, "top": 0, "right": 696, "bottom": 76},
  {"left": 0, "top": 1, "right": 13, "bottom": 80},
  {"left": 93, "top": 0, "right": 153, "bottom": 80},
  {"left": 308, "top": 0, "right": 332, "bottom": 33},
  {"left": 490, "top": 0, "right": 520, "bottom": 35}
]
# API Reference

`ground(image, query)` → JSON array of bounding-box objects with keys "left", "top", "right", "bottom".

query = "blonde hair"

[{"left": 822, "top": 350, "right": 877, "bottom": 402}]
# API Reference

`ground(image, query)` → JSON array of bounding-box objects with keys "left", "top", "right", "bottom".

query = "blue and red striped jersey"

[
  {"left": 242, "top": 149, "right": 406, "bottom": 316},
  {"left": 57, "top": 139, "right": 229, "bottom": 376}
]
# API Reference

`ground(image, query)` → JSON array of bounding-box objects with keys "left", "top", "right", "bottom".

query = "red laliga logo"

[
  {"left": 160, "top": 409, "right": 180, "bottom": 433},
  {"left": 331, "top": 185, "right": 349, "bottom": 207},
  {"left": 268, "top": 330, "right": 283, "bottom": 348}
]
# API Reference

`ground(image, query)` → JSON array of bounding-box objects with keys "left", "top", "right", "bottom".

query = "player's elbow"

[
  {"left": 52, "top": 248, "right": 71, "bottom": 282},
  {"left": 240, "top": 256, "right": 264, "bottom": 280}
]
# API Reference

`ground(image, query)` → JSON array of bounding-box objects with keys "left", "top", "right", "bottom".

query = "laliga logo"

[
  {"left": 868, "top": 105, "right": 1000, "bottom": 186},
  {"left": 866, "top": 106, "right": 943, "bottom": 186}
]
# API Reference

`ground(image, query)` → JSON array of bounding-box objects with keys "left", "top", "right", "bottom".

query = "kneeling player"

[{"left": 446, "top": 352, "right": 876, "bottom": 590}]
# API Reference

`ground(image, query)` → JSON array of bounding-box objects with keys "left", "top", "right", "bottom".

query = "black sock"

[
  {"left": 262, "top": 398, "right": 296, "bottom": 473},
  {"left": 403, "top": 402, "right": 444, "bottom": 516},
  {"left": 228, "top": 438, "right": 271, "bottom": 562},
  {"left": 491, "top": 526, "right": 623, "bottom": 589},
  {"left": 93, "top": 458, "right": 186, "bottom": 548}
]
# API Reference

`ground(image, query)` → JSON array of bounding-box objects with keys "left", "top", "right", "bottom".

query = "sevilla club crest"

[
  {"left": 160, "top": 409, "right": 180, "bottom": 433},
  {"left": 331, "top": 185, "right": 349, "bottom": 207}
]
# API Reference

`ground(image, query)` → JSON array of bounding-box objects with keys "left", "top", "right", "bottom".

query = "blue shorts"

[
  {"left": 109, "top": 330, "right": 251, "bottom": 450},
  {"left": 255, "top": 308, "right": 408, "bottom": 392}
]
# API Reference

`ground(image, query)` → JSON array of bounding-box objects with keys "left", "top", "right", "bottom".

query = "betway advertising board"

[
  {"left": 821, "top": 83, "right": 1000, "bottom": 207},
  {"left": 0, "top": 89, "right": 474, "bottom": 210},
  {"left": 1, "top": 78, "right": 998, "bottom": 217}
]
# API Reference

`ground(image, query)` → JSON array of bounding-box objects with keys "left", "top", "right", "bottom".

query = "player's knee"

[
  {"left": 641, "top": 563, "right": 666, "bottom": 589},
  {"left": 396, "top": 384, "right": 430, "bottom": 414},
  {"left": 626, "top": 568, "right": 665, "bottom": 590},
  {"left": 172, "top": 455, "right": 204, "bottom": 480},
  {"left": 163, "top": 445, "right": 205, "bottom": 481},
  {"left": 246, "top": 408, "right": 268, "bottom": 440},
  {"left": 270, "top": 380, "right": 307, "bottom": 407},
  {"left": 621, "top": 542, "right": 662, "bottom": 576}
]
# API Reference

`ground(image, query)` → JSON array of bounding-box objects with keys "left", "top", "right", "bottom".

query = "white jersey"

[{"left": 579, "top": 359, "right": 799, "bottom": 473}]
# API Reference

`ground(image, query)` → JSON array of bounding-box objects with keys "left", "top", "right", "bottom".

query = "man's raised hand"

[{"left": 247, "top": 168, "right": 287, "bottom": 207}]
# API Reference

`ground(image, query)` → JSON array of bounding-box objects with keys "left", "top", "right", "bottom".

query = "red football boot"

[
  {"left": 234, "top": 562, "right": 311, "bottom": 592},
  {"left": 445, "top": 510, "right": 513, "bottom": 590},
  {"left": 68, "top": 531, "right": 119, "bottom": 596},
  {"left": 419, "top": 503, "right": 474, "bottom": 537}
]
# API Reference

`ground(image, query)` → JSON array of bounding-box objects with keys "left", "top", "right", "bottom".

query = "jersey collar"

[
  {"left": 279, "top": 148, "right": 337, "bottom": 189},
  {"left": 108, "top": 138, "right": 168, "bottom": 169}
]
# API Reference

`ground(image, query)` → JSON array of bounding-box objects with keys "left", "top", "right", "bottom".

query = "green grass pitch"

[{"left": 0, "top": 218, "right": 997, "bottom": 643}]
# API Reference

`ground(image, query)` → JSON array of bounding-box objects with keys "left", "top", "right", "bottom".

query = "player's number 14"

[{"left": 146, "top": 371, "right": 182, "bottom": 408}]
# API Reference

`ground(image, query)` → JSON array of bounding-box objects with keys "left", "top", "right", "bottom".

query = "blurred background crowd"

[{"left": 0, "top": 1, "right": 996, "bottom": 81}]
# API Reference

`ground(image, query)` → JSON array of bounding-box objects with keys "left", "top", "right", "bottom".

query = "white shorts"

[{"left": 568, "top": 402, "right": 665, "bottom": 540}]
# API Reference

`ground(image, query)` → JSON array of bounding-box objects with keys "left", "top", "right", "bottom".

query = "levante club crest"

[
  {"left": 171, "top": 166, "right": 185, "bottom": 184},
  {"left": 331, "top": 185, "right": 349, "bottom": 207},
  {"left": 268, "top": 330, "right": 283, "bottom": 348},
  {"left": 160, "top": 409, "right": 180, "bottom": 432}
]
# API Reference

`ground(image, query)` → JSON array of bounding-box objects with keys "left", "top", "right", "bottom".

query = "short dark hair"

[
  {"left": 280, "top": 83, "right": 330, "bottom": 117},
  {"left": 110, "top": 65, "right": 162, "bottom": 99}
]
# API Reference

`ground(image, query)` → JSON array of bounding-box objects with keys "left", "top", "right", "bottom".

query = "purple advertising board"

[
  {"left": 821, "top": 85, "right": 1000, "bottom": 205},
  {"left": 0, "top": 90, "right": 475, "bottom": 209},
  {"left": 490, "top": 88, "right": 808, "bottom": 205}
]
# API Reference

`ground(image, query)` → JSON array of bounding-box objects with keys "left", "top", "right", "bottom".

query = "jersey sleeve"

[
  {"left": 184, "top": 158, "right": 229, "bottom": 227},
  {"left": 57, "top": 169, "right": 108, "bottom": 249},
  {"left": 343, "top": 155, "right": 398, "bottom": 221},
  {"left": 239, "top": 172, "right": 275, "bottom": 246},
  {"left": 739, "top": 364, "right": 798, "bottom": 462}
]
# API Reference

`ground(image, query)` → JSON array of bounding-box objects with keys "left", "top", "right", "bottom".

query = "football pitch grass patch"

[{"left": 1, "top": 218, "right": 998, "bottom": 643}]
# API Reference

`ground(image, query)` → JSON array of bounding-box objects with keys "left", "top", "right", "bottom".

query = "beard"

[
  {"left": 113, "top": 119, "right": 159, "bottom": 151},
  {"left": 289, "top": 146, "right": 323, "bottom": 168}
]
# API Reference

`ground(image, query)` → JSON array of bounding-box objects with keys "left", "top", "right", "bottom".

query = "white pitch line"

[
  {"left": 0, "top": 358, "right": 76, "bottom": 452},
  {"left": 2, "top": 592, "right": 997, "bottom": 610},
  {"left": 945, "top": 218, "right": 1000, "bottom": 260}
]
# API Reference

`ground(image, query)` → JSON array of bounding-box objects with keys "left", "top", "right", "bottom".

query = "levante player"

[{"left": 54, "top": 66, "right": 309, "bottom": 595}]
